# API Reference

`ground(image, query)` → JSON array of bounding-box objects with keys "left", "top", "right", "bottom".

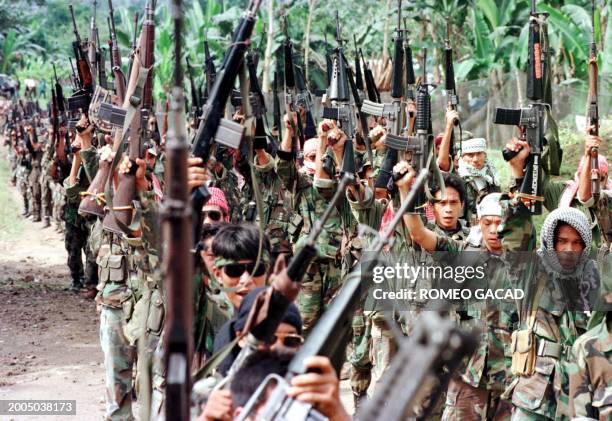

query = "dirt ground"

[
  {"left": 0, "top": 145, "right": 106, "bottom": 421},
  {"left": 0, "top": 143, "right": 357, "bottom": 420}
]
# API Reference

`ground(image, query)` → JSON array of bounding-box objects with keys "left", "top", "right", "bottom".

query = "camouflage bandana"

[{"left": 214, "top": 253, "right": 271, "bottom": 268}]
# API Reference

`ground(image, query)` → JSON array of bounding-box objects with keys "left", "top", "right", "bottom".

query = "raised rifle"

[
  {"left": 186, "top": 56, "right": 201, "bottom": 120},
  {"left": 272, "top": 70, "right": 282, "bottom": 143},
  {"left": 164, "top": 1, "right": 192, "bottom": 419},
  {"left": 294, "top": 62, "right": 317, "bottom": 139},
  {"left": 238, "top": 170, "right": 430, "bottom": 421},
  {"left": 127, "top": 12, "right": 140, "bottom": 81},
  {"left": 494, "top": 0, "right": 547, "bottom": 215},
  {"left": 324, "top": 33, "right": 333, "bottom": 86},
  {"left": 190, "top": 0, "right": 264, "bottom": 248},
  {"left": 208, "top": 174, "right": 354, "bottom": 391},
  {"left": 102, "top": 0, "right": 156, "bottom": 234},
  {"left": 108, "top": 0, "right": 126, "bottom": 102},
  {"left": 282, "top": 12, "right": 305, "bottom": 155},
  {"left": 68, "top": 4, "right": 94, "bottom": 112},
  {"left": 359, "top": 312, "right": 477, "bottom": 420},
  {"left": 363, "top": 0, "right": 404, "bottom": 192},
  {"left": 353, "top": 34, "right": 364, "bottom": 92},
  {"left": 96, "top": 29, "right": 109, "bottom": 90},
  {"left": 403, "top": 19, "right": 415, "bottom": 119},
  {"left": 587, "top": 0, "right": 600, "bottom": 201},
  {"left": 343, "top": 52, "right": 373, "bottom": 168},
  {"left": 88, "top": 0, "right": 98, "bottom": 84},
  {"left": 360, "top": 49, "right": 380, "bottom": 103},
  {"left": 202, "top": 32, "right": 216, "bottom": 103},
  {"left": 246, "top": 48, "right": 269, "bottom": 150},
  {"left": 443, "top": 21, "right": 459, "bottom": 157}
]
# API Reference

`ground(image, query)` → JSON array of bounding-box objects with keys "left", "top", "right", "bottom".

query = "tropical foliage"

[{"left": 0, "top": 0, "right": 609, "bottom": 102}]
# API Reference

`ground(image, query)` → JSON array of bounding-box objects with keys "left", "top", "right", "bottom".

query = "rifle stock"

[{"left": 103, "top": 0, "right": 156, "bottom": 235}]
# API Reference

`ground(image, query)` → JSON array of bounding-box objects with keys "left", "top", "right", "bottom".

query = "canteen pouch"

[
  {"left": 511, "top": 329, "right": 536, "bottom": 376},
  {"left": 97, "top": 254, "right": 127, "bottom": 283}
]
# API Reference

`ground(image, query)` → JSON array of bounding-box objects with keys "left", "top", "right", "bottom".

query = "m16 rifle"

[
  {"left": 494, "top": 0, "right": 547, "bottom": 215},
  {"left": 324, "top": 33, "right": 333, "bottom": 86},
  {"left": 246, "top": 48, "right": 270, "bottom": 151},
  {"left": 443, "top": 21, "right": 459, "bottom": 157},
  {"left": 272, "top": 70, "right": 282, "bottom": 143},
  {"left": 282, "top": 12, "right": 305, "bottom": 155},
  {"left": 190, "top": 0, "right": 263, "bottom": 248},
  {"left": 403, "top": 19, "right": 416, "bottom": 118},
  {"left": 363, "top": 0, "right": 404, "bottom": 192},
  {"left": 361, "top": 48, "right": 380, "bottom": 103},
  {"left": 294, "top": 62, "right": 317, "bottom": 140},
  {"left": 96, "top": 30, "right": 109, "bottom": 90},
  {"left": 102, "top": 0, "right": 156, "bottom": 234},
  {"left": 353, "top": 34, "right": 364, "bottom": 93},
  {"left": 238, "top": 170, "right": 431, "bottom": 421},
  {"left": 587, "top": 0, "right": 600, "bottom": 201},
  {"left": 127, "top": 12, "right": 140, "bottom": 81},
  {"left": 68, "top": 5, "right": 94, "bottom": 112},
  {"left": 164, "top": 1, "right": 192, "bottom": 419}
]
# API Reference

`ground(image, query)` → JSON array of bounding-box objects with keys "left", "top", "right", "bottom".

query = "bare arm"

[
  {"left": 437, "top": 109, "right": 459, "bottom": 172},
  {"left": 577, "top": 130, "right": 601, "bottom": 204},
  {"left": 394, "top": 160, "right": 437, "bottom": 252}
]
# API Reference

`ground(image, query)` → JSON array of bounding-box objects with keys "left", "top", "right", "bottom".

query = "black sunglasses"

[
  {"left": 202, "top": 210, "right": 222, "bottom": 221},
  {"left": 222, "top": 262, "right": 267, "bottom": 278},
  {"left": 273, "top": 333, "right": 304, "bottom": 348}
]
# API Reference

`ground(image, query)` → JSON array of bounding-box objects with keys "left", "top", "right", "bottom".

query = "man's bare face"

[
  {"left": 554, "top": 224, "right": 585, "bottom": 270},
  {"left": 480, "top": 215, "right": 502, "bottom": 253},
  {"left": 433, "top": 187, "right": 463, "bottom": 230},
  {"left": 462, "top": 151, "right": 486, "bottom": 170}
]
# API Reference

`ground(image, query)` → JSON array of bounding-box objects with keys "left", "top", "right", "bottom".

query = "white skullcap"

[
  {"left": 462, "top": 137, "right": 487, "bottom": 154},
  {"left": 477, "top": 193, "right": 503, "bottom": 219}
]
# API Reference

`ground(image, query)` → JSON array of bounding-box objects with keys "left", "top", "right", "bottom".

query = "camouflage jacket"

[
  {"left": 276, "top": 155, "right": 356, "bottom": 263},
  {"left": 79, "top": 147, "right": 98, "bottom": 183},
  {"left": 568, "top": 315, "right": 612, "bottom": 421},
  {"left": 252, "top": 152, "right": 294, "bottom": 254}
]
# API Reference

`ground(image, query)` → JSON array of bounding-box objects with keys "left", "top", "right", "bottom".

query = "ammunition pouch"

[
  {"left": 146, "top": 288, "right": 165, "bottom": 336},
  {"left": 97, "top": 254, "right": 128, "bottom": 284},
  {"left": 287, "top": 214, "right": 303, "bottom": 238},
  {"left": 510, "top": 329, "right": 536, "bottom": 376}
]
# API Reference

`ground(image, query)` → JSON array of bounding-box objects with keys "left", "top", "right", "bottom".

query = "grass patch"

[{"left": 0, "top": 145, "right": 24, "bottom": 241}]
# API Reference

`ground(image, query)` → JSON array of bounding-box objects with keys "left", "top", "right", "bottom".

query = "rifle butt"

[
  {"left": 102, "top": 172, "right": 137, "bottom": 234},
  {"left": 78, "top": 160, "right": 112, "bottom": 217}
]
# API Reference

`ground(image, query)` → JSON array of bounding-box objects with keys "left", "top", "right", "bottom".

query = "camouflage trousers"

[
  {"left": 65, "top": 221, "right": 98, "bottom": 286},
  {"left": 51, "top": 182, "right": 65, "bottom": 230},
  {"left": 350, "top": 312, "right": 397, "bottom": 397},
  {"left": 40, "top": 174, "right": 53, "bottom": 218},
  {"left": 296, "top": 258, "right": 343, "bottom": 334},
  {"left": 9, "top": 152, "right": 17, "bottom": 184},
  {"left": 17, "top": 166, "right": 30, "bottom": 212},
  {"left": 442, "top": 378, "right": 512, "bottom": 421},
  {"left": 28, "top": 165, "right": 41, "bottom": 219},
  {"left": 100, "top": 306, "right": 136, "bottom": 421}
]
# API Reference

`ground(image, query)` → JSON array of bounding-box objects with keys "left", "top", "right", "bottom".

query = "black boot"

[{"left": 42, "top": 217, "right": 50, "bottom": 228}]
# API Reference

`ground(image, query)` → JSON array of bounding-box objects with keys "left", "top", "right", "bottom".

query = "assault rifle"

[
  {"left": 209, "top": 174, "right": 354, "bottom": 391},
  {"left": 353, "top": 34, "right": 364, "bottom": 93},
  {"left": 403, "top": 19, "right": 416, "bottom": 115},
  {"left": 108, "top": 0, "right": 126, "bottom": 102},
  {"left": 282, "top": 12, "right": 305, "bottom": 155},
  {"left": 363, "top": 0, "right": 404, "bottom": 192},
  {"left": 68, "top": 5, "right": 94, "bottom": 112},
  {"left": 494, "top": 0, "right": 547, "bottom": 215},
  {"left": 88, "top": 0, "right": 98, "bottom": 85},
  {"left": 127, "top": 12, "right": 139, "bottom": 81},
  {"left": 238, "top": 170, "right": 430, "bottom": 421},
  {"left": 443, "top": 21, "right": 459, "bottom": 157},
  {"left": 294, "top": 62, "right": 317, "bottom": 139},
  {"left": 359, "top": 312, "right": 477, "bottom": 420},
  {"left": 202, "top": 32, "right": 216, "bottom": 103},
  {"left": 164, "top": 1, "right": 192, "bottom": 419},
  {"left": 96, "top": 30, "right": 109, "bottom": 90},
  {"left": 587, "top": 0, "right": 600, "bottom": 201},
  {"left": 246, "top": 48, "right": 269, "bottom": 151},
  {"left": 102, "top": 0, "right": 156, "bottom": 234},
  {"left": 190, "top": 0, "right": 263, "bottom": 248},
  {"left": 272, "top": 70, "right": 282, "bottom": 143},
  {"left": 361, "top": 48, "right": 380, "bottom": 103},
  {"left": 186, "top": 56, "right": 201, "bottom": 120}
]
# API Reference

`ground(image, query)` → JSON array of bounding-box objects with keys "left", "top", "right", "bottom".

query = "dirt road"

[{"left": 0, "top": 145, "right": 106, "bottom": 421}]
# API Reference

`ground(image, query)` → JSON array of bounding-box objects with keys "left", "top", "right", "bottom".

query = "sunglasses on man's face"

[
  {"left": 273, "top": 333, "right": 304, "bottom": 348},
  {"left": 202, "top": 210, "right": 222, "bottom": 221},
  {"left": 222, "top": 262, "right": 267, "bottom": 278}
]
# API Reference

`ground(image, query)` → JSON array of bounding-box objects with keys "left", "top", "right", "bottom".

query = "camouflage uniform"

[
  {"left": 40, "top": 143, "right": 54, "bottom": 222},
  {"left": 209, "top": 156, "right": 245, "bottom": 223},
  {"left": 252, "top": 152, "right": 295, "bottom": 257},
  {"left": 96, "top": 234, "right": 139, "bottom": 421},
  {"left": 276, "top": 154, "right": 356, "bottom": 334},
  {"left": 458, "top": 160, "right": 501, "bottom": 225},
  {"left": 567, "top": 314, "right": 612, "bottom": 420},
  {"left": 28, "top": 143, "right": 43, "bottom": 221},
  {"left": 52, "top": 180, "right": 66, "bottom": 232},
  {"left": 505, "top": 208, "right": 598, "bottom": 421},
  {"left": 63, "top": 168, "right": 98, "bottom": 287},
  {"left": 16, "top": 150, "right": 31, "bottom": 214}
]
